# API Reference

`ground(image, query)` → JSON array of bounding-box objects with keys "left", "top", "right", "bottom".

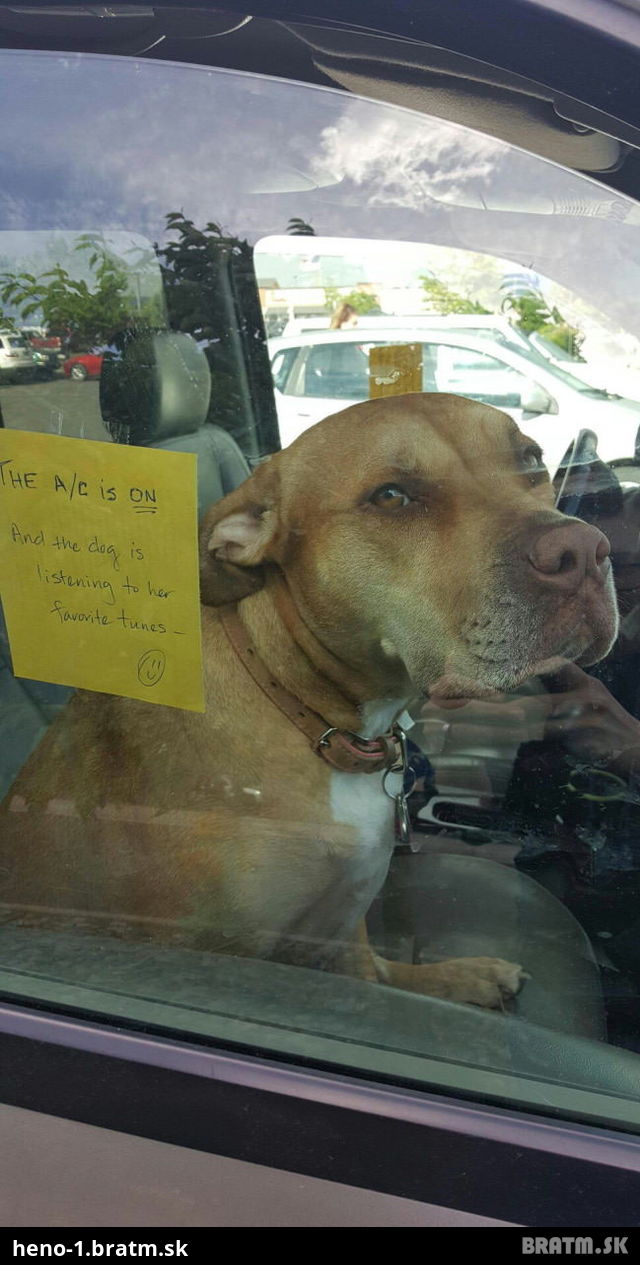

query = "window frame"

[{"left": 3, "top": 997, "right": 640, "bottom": 1226}]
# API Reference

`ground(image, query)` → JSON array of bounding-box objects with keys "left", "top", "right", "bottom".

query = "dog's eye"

[
  {"left": 370, "top": 484, "right": 412, "bottom": 509},
  {"left": 520, "top": 446, "right": 547, "bottom": 485}
]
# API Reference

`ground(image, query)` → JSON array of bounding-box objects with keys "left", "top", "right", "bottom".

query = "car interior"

[{"left": 2, "top": 3, "right": 640, "bottom": 1150}]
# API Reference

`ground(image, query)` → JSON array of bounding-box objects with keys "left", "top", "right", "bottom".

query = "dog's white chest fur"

[
  {"left": 329, "top": 769, "right": 395, "bottom": 893},
  {"left": 327, "top": 699, "right": 407, "bottom": 915}
]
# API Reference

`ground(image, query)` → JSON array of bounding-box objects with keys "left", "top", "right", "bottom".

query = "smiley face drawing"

[{"left": 137, "top": 649, "right": 166, "bottom": 688}]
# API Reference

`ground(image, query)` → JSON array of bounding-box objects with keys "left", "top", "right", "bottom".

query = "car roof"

[
  {"left": 0, "top": 2, "right": 639, "bottom": 205},
  {"left": 268, "top": 326, "right": 524, "bottom": 352}
]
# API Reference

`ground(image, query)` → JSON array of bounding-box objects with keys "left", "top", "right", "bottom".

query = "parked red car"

[{"left": 63, "top": 351, "right": 103, "bottom": 381}]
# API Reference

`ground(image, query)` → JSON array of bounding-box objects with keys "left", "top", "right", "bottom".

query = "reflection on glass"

[{"left": 1, "top": 49, "right": 640, "bottom": 1127}]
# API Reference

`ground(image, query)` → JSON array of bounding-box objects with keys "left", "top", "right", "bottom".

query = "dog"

[{"left": 0, "top": 394, "right": 618, "bottom": 1007}]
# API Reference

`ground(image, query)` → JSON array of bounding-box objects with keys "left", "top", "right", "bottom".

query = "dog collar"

[{"left": 218, "top": 605, "right": 407, "bottom": 776}]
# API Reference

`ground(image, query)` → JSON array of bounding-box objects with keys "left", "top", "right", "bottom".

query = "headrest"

[
  {"left": 554, "top": 430, "right": 623, "bottom": 521},
  {"left": 100, "top": 329, "right": 212, "bottom": 445}
]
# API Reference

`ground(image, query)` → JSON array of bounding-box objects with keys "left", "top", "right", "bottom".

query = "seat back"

[{"left": 100, "top": 329, "right": 250, "bottom": 513}]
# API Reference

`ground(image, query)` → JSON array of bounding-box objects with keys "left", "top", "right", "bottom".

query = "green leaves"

[
  {"left": 502, "top": 291, "right": 583, "bottom": 355},
  {"left": 0, "top": 236, "right": 161, "bottom": 349},
  {"left": 421, "top": 275, "right": 490, "bottom": 315},
  {"left": 324, "top": 287, "right": 380, "bottom": 316}
]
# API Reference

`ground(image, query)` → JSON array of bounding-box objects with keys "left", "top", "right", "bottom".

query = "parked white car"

[
  {"left": 269, "top": 322, "right": 640, "bottom": 473},
  {"left": 0, "top": 329, "right": 36, "bottom": 383}
]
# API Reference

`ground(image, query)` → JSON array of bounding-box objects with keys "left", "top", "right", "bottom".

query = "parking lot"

[{"left": 0, "top": 375, "right": 109, "bottom": 442}]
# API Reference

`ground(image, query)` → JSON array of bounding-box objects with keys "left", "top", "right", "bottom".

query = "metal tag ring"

[{"left": 382, "top": 765, "right": 417, "bottom": 802}]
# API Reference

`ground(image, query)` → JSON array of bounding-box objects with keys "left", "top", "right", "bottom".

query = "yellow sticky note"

[
  {"left": 0, "top": 430, "right": 204, "bottom": 712},
  {"left": 369, "top": 343, "right": 423, "bottom": 398}
]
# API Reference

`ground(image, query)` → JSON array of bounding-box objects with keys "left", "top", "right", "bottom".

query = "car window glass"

[
  {"left": 302, "top": 342, "right": 370, "bottom": 398},
  {"left": 432, "top": 344, "right": 529, "bottom": 407},
  {"left": 3, "top": 38, "right": 640, "bottom": 1134},
  {"left": 271, "top": 347, "right": 298, "bottom": 394}
]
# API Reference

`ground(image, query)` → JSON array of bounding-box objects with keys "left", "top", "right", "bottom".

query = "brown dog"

[{"left": 0, "top": 394, "right": 618, "bottom": 1007}]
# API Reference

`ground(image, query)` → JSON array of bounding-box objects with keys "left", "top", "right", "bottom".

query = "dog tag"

[{"left": 394, "top": 792, "right": 412, "bottom": 847}]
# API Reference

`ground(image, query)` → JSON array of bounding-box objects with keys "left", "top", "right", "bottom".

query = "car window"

[
  {"left": 302, "top": 342, "right": 370, "bottom": 398},
  {"left": 270, "top": 346, "right": 299, "bottom": 394},
  {"left": 432, "top": 344, "right": 531, "bottom": 408},
  {"left": 3, "top": 34, "right": 640, "bottom": 1136}
]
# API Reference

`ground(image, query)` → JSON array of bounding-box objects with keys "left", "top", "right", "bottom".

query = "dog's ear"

[{"left": 199, "top": 460, "right": 283, "bottom": 605}]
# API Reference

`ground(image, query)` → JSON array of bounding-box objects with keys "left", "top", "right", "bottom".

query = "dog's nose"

[{"left": 527, "top": 519, "right": 611, "bottom": 593}]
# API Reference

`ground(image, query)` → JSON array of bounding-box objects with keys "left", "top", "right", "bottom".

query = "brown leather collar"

[{"left": 218, "top": 604, "right": 405, "bottom": 775}]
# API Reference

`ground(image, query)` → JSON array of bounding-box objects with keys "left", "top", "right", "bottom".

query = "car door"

[
  {"left": 269, "top": 342, "right": 324, "bottom": 444},
  {"left": 273, "top": 339, "right": 372, "bottom": 443}
]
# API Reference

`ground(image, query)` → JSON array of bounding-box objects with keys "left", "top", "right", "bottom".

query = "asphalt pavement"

[{"left": 0, "top": 375, "right": 110, "bottom": 442}]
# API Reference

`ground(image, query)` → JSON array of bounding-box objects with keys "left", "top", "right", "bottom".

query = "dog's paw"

[{"left": 429, "top": 956, "right": 529, "bottom": 1009}]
